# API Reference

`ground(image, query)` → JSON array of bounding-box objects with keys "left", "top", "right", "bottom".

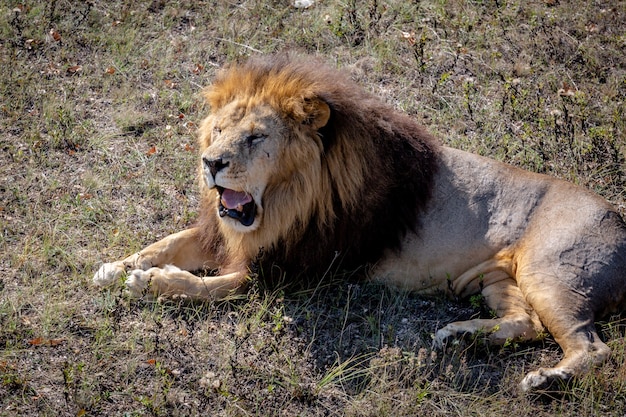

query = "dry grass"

[{"left": 1, "top": 0, "right": 626, "bottom": 415}]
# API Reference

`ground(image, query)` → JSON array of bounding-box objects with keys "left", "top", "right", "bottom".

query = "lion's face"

[
  {"left": 199, "top": 101, "right": 287, "bottom": 232},
  {"left": 199, "top": 96, "right": 330, "bottom": 238}
]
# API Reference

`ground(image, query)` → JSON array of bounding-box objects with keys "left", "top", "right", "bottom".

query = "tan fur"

[{"left": 94, "top": 54, "right": 626, "bottom": 392}]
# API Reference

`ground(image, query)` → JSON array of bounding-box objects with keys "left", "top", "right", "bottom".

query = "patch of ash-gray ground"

[{"left": 280, "top": 278, "right": 508, "bottom": 394}]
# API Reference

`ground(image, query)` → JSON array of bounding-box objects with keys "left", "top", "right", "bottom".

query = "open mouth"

[{"left": 217, "top": 187, "right": 257, "bottom": 227}]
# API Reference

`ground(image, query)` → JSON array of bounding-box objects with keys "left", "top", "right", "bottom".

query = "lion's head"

[{"left": 197, "top": 54, "right": 439, "bottom": 274}]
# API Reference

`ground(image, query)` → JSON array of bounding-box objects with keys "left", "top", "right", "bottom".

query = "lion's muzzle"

[{"left": 202, "top": 156, "right": 258, "bottom": 227}]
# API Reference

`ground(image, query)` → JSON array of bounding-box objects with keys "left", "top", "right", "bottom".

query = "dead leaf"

[
  {"left": 48, "top": 338, "right": 65, "bottom": 346},
  {"left": 50, "top": 28, "right": 61, "bottom": 42},
  {"left": 28, "top": 337, "right": 65, "bottom": 346},
  {"left": 28, "top": 337, "right": 44, "bottom": 346},
  {"left": 401, "top": 31, "right": 416, "bottom": 45},
  {"left": 192, "top": 63, "right": 204, "bottom": 74},
  {"left": 164, "top": 79, "right": 178, "bottom": 89},
  {"left": 558, "top": 81, "right": 576, "bottom": 97},
  {"left": 67, "top": 65, "right": 82, "bottom": 75}
]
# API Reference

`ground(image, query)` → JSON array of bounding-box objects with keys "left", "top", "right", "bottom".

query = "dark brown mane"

[
  {"left": 275, "top": 57, "right": 440, "bottom": 274},
  {"left": 198, "top": 53, "right": 440, "bottom": 277}
]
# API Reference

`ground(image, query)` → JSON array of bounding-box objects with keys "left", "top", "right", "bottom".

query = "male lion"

[{"left": 94, "top": 54, "right": 626, "bottom": 391}]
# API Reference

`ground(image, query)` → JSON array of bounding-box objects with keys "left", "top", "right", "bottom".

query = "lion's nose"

[{"left": 203, "top": 157, "right": 229, "bottom": 178}]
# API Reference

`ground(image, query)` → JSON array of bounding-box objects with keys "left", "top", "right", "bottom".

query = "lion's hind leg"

[
  {"left": 518, "top": 326, "right": 610, "bottom": 392},
  {"left": 516, "top": 277, "right": 611, "bottom": 392},
  {"left": 435, "top": 276, "right": 545, "bottom": 347}
]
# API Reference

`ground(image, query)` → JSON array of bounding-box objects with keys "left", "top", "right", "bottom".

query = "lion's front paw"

[
  {"left": 126, "top": 269, "right": 154, "bottom": 299},
  {"left": 93, "top": 262, "right": 125, "bottom": 287}
]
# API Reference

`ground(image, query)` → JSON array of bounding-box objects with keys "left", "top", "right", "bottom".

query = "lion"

[{"left": 94, "top": 53, "right": 626, "bottom": 392}]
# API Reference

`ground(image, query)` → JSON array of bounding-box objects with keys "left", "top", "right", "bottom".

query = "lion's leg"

[
  {"left": 519, "top": 325, "right": 610, "bottom": 392},
  {"left": 435, "top": 275, "right": 544, "bottom": 347},
  {"left": 516, "top": 278, "right": 610, "bottom": 391},
  {"left": 93, "top": 227, "right": 216, "bottom": 287},
  {"left": 125, "top": 265, "right": 248, "bottom": 301}
]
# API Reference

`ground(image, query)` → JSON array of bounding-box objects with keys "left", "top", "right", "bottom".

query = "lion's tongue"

[{"left": 221, "top": 189, "right": 252, "bottom": 211}]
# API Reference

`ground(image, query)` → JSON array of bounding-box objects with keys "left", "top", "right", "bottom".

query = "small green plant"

[{"left": 469, "top": 293, "right": 484, "bottom": 310}]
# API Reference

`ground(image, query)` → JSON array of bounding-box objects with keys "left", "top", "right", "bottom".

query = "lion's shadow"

[
  {"left": 270, "top": 275, "right": 626, "bottom": 397},
  {"left": 279, "top": 278, "right": 515, "bottom": 395},
  {"left": 152, "top": 274, "right": 625, "bottom": 399}
]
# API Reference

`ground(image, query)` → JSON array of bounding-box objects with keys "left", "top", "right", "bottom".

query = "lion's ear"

[{"left": 302, "top": 98, "right": 331, "bottom": 130}]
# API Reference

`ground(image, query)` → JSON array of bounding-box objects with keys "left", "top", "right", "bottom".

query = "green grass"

[{"left": 1, "top": 0, "right": 626, "bottom": 415}]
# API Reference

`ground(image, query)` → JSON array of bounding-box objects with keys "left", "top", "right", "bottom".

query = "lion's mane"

[{"left": 197, "top": 54, "right": 440, "bottom": 277}]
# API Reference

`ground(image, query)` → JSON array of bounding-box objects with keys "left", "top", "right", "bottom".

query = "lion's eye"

[{"left": 246, "top": 133, "right": 267, "bottom": 147}]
